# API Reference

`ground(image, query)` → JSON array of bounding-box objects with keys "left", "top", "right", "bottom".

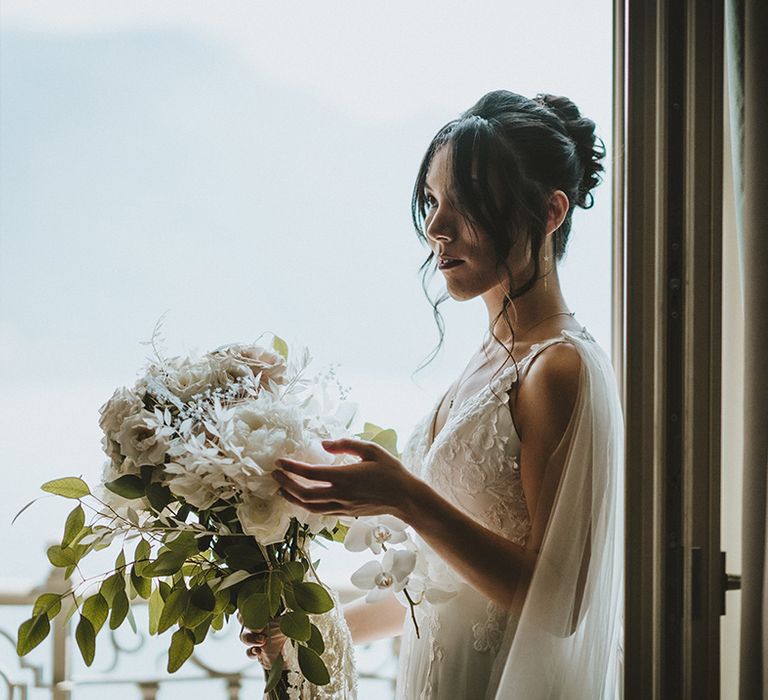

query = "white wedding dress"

[{"left": 394, "top": 326, "right": 624, "bottom": 700}]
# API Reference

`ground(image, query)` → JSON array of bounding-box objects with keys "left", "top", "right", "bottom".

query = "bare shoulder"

[{"left": 513, "top": 341, "right": 583, "bottom": 442}]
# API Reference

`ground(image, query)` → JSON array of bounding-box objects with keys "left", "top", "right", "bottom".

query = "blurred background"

[{"left": 0, "top": 1, "right": 612, "bottom": 697}]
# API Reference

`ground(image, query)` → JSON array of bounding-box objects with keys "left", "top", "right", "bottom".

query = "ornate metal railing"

[{"left": 0, "top": 570, "right": 398, "bottom": 699}]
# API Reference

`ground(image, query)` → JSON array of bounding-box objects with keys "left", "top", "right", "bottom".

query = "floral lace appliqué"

[{"left": 471, "top": 601, "right": 508, "bottom": 653}]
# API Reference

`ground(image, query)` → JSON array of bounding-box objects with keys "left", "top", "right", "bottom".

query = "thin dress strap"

[{"left": 513, "top": 335, "right": 578, "bottom": 384}]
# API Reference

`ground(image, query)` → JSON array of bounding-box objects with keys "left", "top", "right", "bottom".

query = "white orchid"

[
  {"left": 344, "top": 514, "right": 409, "bottom": 554},
  {"left": 350, "top": 548, "right": 417, "bottom": 603}
]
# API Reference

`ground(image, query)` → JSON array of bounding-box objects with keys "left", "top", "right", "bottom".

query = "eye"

[{"left": 424, "top": 193, "right": 437, "bottom": 210}]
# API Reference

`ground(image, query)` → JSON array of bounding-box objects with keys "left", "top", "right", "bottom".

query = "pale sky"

[{"left": 0, "top": 0, "right": 613, "bottom": 624}]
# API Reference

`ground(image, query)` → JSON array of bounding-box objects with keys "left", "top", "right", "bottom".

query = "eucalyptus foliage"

[{"left": 14, "top": 330, "right": 400, "bottom": 699}]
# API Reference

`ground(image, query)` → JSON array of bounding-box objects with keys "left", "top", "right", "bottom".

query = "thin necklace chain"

[{"left": 448, "top": 310, "right": 576, "bottom": 410}]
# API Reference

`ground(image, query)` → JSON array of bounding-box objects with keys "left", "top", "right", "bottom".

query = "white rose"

[
  {"left": 99, "top": 387, "right": 144, "bottom": 437},
  {"left": 162, "top": 357, "right": 228, "bottom": 402},
  {"left": 215, "top": 344, "right": 288, "bottom": 387},
  {"left": 116, "top": 410, "right": 169, "bottom": 465},
  {"left": 237, "top": 494, "right": 293, "bottom": 545}
]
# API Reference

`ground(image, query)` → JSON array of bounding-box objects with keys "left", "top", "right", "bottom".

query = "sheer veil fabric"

[{"left": 486, "top": 329, "right": 625, "bottom": 699}]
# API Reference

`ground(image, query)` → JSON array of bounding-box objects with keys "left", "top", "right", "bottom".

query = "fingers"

[
  {"left": 277, "top": 485, "right": 347, "bottom": 514},
  {"left": 272, "top": 470, "right": 340, "bottom": 502},
  {"left": 240, "top": 629, "right": 267, "bottom": 646},
  {"left": 322, "top": 437, "right": 380, "bottom": 460},
  {"left": 275, "top": 458, "right": 344, "bottom": 483}
]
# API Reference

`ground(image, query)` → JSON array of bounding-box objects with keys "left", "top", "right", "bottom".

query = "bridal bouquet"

[{"left": 14, "top": 329, "right": 399, "bottom": 698}]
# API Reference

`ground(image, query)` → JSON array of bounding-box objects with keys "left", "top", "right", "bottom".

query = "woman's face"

[{"left": 424, "top": 144, "right": 531, "bottom": 301}]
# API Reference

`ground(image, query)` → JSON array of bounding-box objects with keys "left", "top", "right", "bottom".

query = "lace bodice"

[
  {"left": 396, "top": 331, "right": 589, "bottom": 676},
  {"left": 395, "top": 327, "right": 624, "bottom": 700},
  {"left": 400, "top": 336, "right": 584, "bottom": 545}
]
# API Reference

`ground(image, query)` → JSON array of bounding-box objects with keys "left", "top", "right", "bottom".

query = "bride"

[{"left": 240, "top": 89, "right": 624, "bottom": 699}]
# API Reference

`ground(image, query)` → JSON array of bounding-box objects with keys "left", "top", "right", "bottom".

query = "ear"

[{"left": 545, "top": 190, "right": 570, "bottom": 237}]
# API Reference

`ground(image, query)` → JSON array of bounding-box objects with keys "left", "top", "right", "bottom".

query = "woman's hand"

[
  {"left": 238, "top": 614, "right": 287, "bottom": 670},
  {"left": 272, "top": 438, "right": 418, "bottom": 520}
]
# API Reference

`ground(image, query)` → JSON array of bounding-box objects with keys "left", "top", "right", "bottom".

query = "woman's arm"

[
  {"left": 343, "top": 591, "right": 407, "bottom": 644},
  {"left": 273, "top": 343, "right": 582, "bottom": 613}
]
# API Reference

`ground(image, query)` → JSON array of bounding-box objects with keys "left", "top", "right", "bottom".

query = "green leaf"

[
  {"left": 62, "top": 596, "right": 81, "bottom": 624},
  {"left": 159, "top": 581, "right": 172, "bottom": 601},
  {"left": 272, "top": 334, "right": 289, "bottom": 360},
  {"left": 146, "top": 483, "right": 172, "bottom": 513},
  {"left": 12, "top": 497, "right": 42, "bottom": 525},
  {"left": 213, "top": 588, "right": 231, "bottom": 615},
  {"left": 145, "top": 550, "right": 186, "bottom": 577},
  {"left": 32, "top": 593, "right": 62, "bottom": 620},
  {"left": 133, "top": 538, "right": 151, "bottom": 575},
  {"left": 110, "top": 590, "right": 129, "bottom": 630},
  {"left": 292, "top": 582, "right": 334, "bottom": 614},
  {"left": 115, "top": 549, "right": 126, "bottom": 571},
  {"left": 211, "top": 612, "right": 225, "bottom": 631},
  {"left": 191, "top": 617, "right": 211, "bottom": 644},
  {"left": 81, "top": 594, "right": 109, "bottom": 634},
  {"left": 47, "top": 545, "right": 76, "bottom": 568},
  {"left": 41, "top": 477, "right": 90, "bottom": 499},
  {"left": 140, "top": 464, "right": 154, "bottom": 485},
  {"left": 181, "top": 603, "right": 212, "bottom": 629},
  {"left": 283, "top": 583, "right": 300, "bottom": 612},
  {"left": 75, "top": 616, "right": 96, "bottom": 666},
  {"left": 62, "top": 505, "right": 85, "bottom": 548},
  {"left": 279, "top": 611, "right": 311, "bottom": 642},
  {"left": 158, "top": 588, "right": 189, "bottom": 634},
  {"left": 307, "top": 623, "right": 325, "bottom": 655},
  {"left": 216, "top": 569, "right": 255, "bottom": 591},
  {"left": 370, "top": 428, "right": 398, "bottom": 456},
  {"left": 167, "top": 628, "right": 195, "bottom": 673},
  {"left": 361, "top": 421, "right": 383, "bottom": 435},
  {"left": 104, "top": 474, "right": 145, "bottom": 500},
  {"left": 16, "top": 614, "right": 50, "bottom": 656},
  {"left": 239, "top": 593, "right": 270, "bottom": 632},
  {"left": 148, "top": 585, "right": 164, "bottom": 635},
  {"left": 264, "top": 652, "right": 284, "bottom": 694},
  {"left": 266, "top": 573, "right": 283, "bottom": 617},
  {"left": 190, "top": 584, "right": 215, "bottom": 613},
  {"left": 298, "top": 644, "right": 330, "bottom": 686},
  {"left": 331, "top": 523, "right": 349, "bottom": 543},
  {"left": 130, "top": 566, "right": 151, "bottom": 599},
  {"left": 126, "top": 605, "right": 138, "bottom": 634},
  {"left": 167, "top": 531, "right": 200, "bottom": 555},
  {"left": 281, "top": 561, "right": 305, "bottom": 582},
  {"left": 100, "top": 573, "right": 125, "bottom": 606},
  {"left": 237, "top": 578, "right": 266, "bottom": 609},
  {"left": 223, "top": 542, "right": 265, "bottom": 571}
]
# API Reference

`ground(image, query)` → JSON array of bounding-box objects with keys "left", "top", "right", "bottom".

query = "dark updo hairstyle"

[{"left": 411, "top": 89, "right": 606, "bottom": 376}]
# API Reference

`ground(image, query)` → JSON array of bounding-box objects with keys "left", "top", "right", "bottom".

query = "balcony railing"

[{"left": 0, "top": 570, "right": 398, "bottom": 700}]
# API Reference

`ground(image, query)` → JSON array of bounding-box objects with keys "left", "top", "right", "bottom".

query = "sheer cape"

[{"left": 486, "top": 329, "right": 624, "bottom": 699}]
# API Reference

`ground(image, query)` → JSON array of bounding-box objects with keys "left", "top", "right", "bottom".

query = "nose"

[{"left": 425, "top": 203, "right": 457, "bottom": 248}]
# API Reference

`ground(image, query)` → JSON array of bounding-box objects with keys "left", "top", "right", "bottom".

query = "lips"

[{"left": 438, "top": 256, "right": 464, "bottom": 270}]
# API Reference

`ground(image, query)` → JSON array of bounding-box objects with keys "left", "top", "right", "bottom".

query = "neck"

[{"left": 480, "top": 265, "right": 571, "bottom": 348}]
